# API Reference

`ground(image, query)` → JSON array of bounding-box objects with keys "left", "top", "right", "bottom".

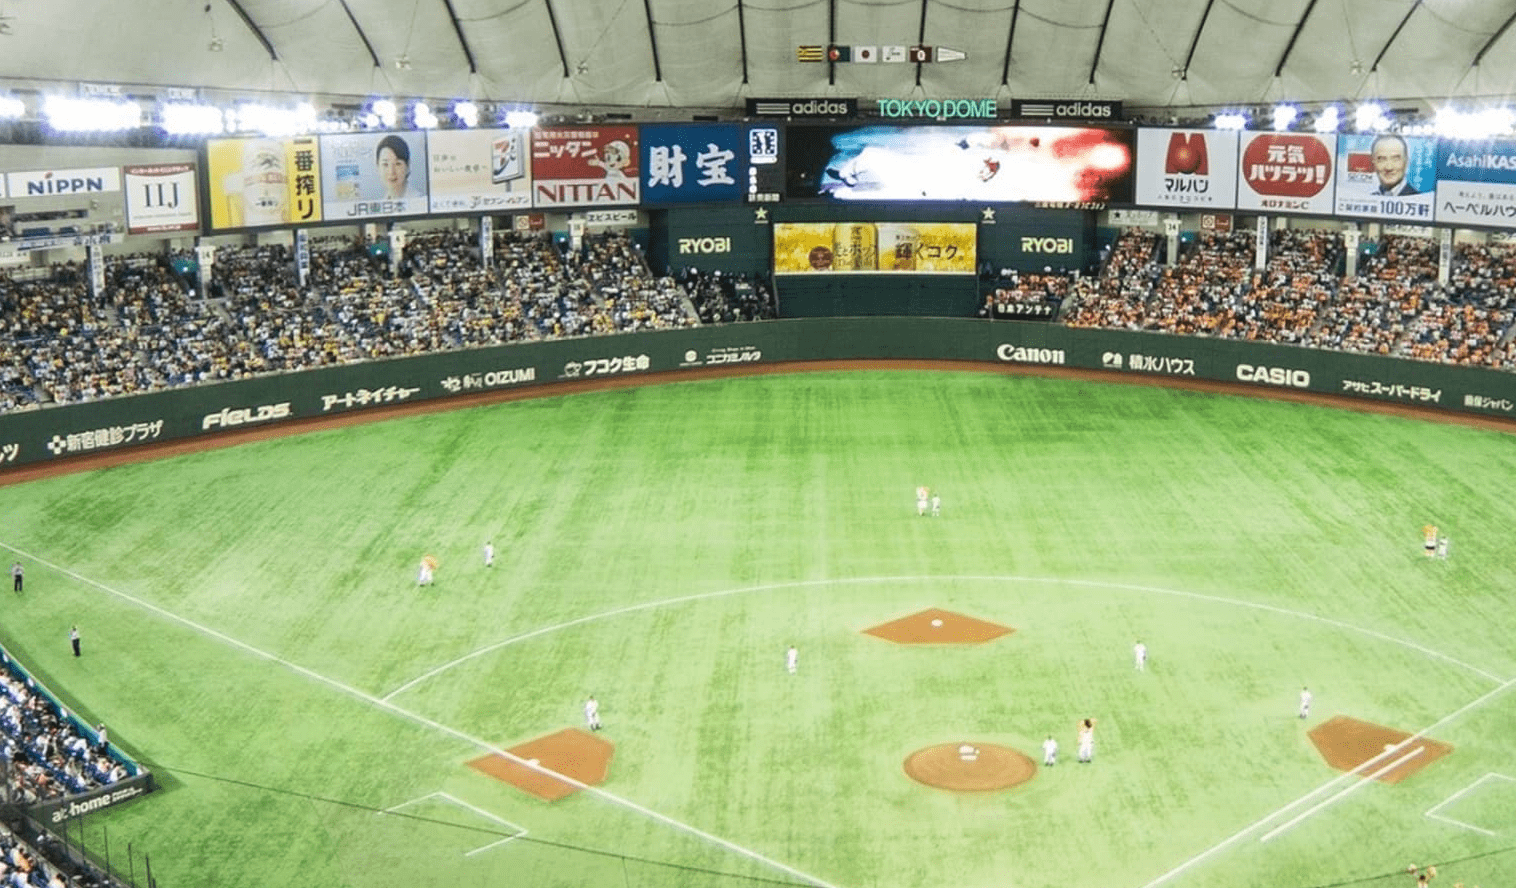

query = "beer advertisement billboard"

[
  {"left": 205, "top": 137, "right": 323, "bottom": 230},
  {"left": 1134, "top": 129, "right": 1240, "bottom": 208},
  {"left": 1235, "top": 132, "right": 1337, "bottom": 215},
  {"left": 530, "top": 126, "right": 640, "bottom": 207},
  {"left": 123, "top": 164, "right": 200, "bottom": 233},
  {"left": 318, "top": 132, "right": 431, "bottom": 220},
  {"left": 784, "top": 125, "right": 1134, "bottom": 204},
  {"left": 773, "top": 221, "right": 976, "bottom": 273},
  {"left": 1333, "top": 133, "right": 1436, "bottom": 221},
  {"left": 1434, "top": 138, "right": 1516, "bottom": 229},
  {"left": 639, "top": 124, "right": 744, "bottom": 205},
  {"left": 426, "top": 129, "right": 532, "bottom": 213}
]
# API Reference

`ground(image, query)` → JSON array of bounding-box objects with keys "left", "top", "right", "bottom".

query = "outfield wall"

[{"left": 0, "top": 320, "right": 1511, "bottom": 470}]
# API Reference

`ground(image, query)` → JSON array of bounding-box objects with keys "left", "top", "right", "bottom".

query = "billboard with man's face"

[{"left": 1333, "top": 134, "right": 1435, "bottom": 221}]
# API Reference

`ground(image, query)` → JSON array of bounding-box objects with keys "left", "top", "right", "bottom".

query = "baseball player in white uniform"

[
  {"left": 484, "top": 541, "right": 495, "bottom": 567},
  {"left": 585, "top": 695, "right": 602, "bottom": 731},
  {"left": 1298, "top": 687, "right": 1313, "bottom": 719},
  {"left": 930, "top": 493, "right": 941, "bottom": 517},
  {"left": 1042, "top": 735, "right": 1058, "bottom": 766},
  {"left": 1077, "top": 718, "right": 1096, "bottom": 763},
  {"left": 1134, "top": 640, "right": 1147, "bottom": 671},
  {"left": 786, "top": 645, "right": 798, "bottom": 674},
  {"left": 916, "top": 486, "right": 929, "bottom": 516}
]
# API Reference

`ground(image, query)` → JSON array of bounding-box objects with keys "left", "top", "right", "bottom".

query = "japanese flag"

[{"left": 854, "top": 46, "right": 879, "bottom": 63}]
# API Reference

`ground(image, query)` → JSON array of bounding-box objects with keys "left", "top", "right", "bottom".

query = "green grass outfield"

[{"left": 2, "top": 368, "right": 1515, "bottom": 888}]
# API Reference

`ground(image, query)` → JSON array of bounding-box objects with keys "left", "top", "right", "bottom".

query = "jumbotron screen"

[{"left": 785, "top": 125, "right": 1134, "bottom": 204}]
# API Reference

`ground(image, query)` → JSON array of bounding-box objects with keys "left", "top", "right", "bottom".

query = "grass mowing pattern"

[{"left": 2, "top": 370, "right": 1515, "bottom": 888}]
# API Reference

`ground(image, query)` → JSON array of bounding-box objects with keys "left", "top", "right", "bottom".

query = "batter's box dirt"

[
  {"left": 1308, "top": 716, "right": 1453, "bottom": 784},
  {"left": 468, "top": 728, "right": 614, "bottom": 801},
  {"left": 863, "top": 608, "right": 1014, "bottom": 644}
]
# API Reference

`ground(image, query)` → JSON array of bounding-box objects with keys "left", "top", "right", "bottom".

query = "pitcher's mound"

[
  {"left": 1307, "top": 716, "right": 1452, "bottom": 784},
  {"left": 904, "top": 743, "right": 1037, "bottom": 792},
  {"left": 469, "top": 728, "right": 614, "bottom": 801},
  {"left": 864, "top": 608, "right": 1014, "bottom": 644}
]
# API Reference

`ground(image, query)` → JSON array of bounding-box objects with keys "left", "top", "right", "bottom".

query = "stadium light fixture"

[
  {"left": 44, "top": 96, "right": 142, "bottom": 132},
  {"left": 504, "top": 110, "right": 539, "bottom": 129},
  {"left": 1435, "top": 107, "right": 1516, "bottom": 140},
  {"left": 160, "top": 102, "right": 227, "bottom": 136},
  {"left": 229, "top": 102, "right": 317, "bottom": 137},
  {"left": 0, "top": 96, "right": 23, "bottom": 120},
  {"left": 1271, "top": 104, "right": 1298, "bottom": 132},
  {"left": 453, "top": 101, "right": 479, "bottom": 128},
  {"left": 412, "top": 102, "right": 438, "bottom": 129},
  {"left": 1213, "top": 111, "right": 1248, "bottom": 131},
  {"left": 1312, "top": 106, "right": 1340, "bottom": 133},
  {"left": 1354, "top": 102, "right": 1389, "bottom": 132},
  {"left": 371, "top": 99, "right": 397, "bottom": 129}
]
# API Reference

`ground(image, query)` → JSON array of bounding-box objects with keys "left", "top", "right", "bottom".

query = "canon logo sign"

[
  {"left": 1021, "top": 237, "right": 1075, "bottom": 254},
  {"left": 678, "top": 237, "right": 732, "bottom": 255}
]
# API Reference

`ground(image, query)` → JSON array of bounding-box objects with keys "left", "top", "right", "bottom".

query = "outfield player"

[
  {"left": 786, "top": 645, "right": 798, "bottom": 675},
  {"left": 483, "top": 541, "right": 495, "bottom": 567},
  {"left": 916, "top": 486, "right": 929, "bottom": 516},
  {"left": 1134, "top": 640, "right": 1147, "bottom": 671},
  {"left": 585, "top": 695, "right": 602, "bottom": 731},
  {"left": 1042, "top": 735, "right": 1058, "bottom": 766},
  {"left": 10, "top": 562, "right": 20, "bottom": 594},
  {"left": 1436, "top": 536, "right": 1449, "bottom": 560},
  {"left": 1298, "top": 686, "right": 1313, "bottom": 719},
  {"left": 931, "top": 493, "right": 941, "bottom": 517},
  {"left": 417, "top": 555, "right": 435, "bottom": 586},
  {"left": 1422, "top": 524, "right": 1438, "bottom": 557},
  {"left": 1077, "top": 718, "right": 1096, "bottom": 763}
]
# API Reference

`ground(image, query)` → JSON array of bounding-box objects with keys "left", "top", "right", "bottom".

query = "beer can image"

[
  {"left": 335, "top": 163, "right": 362, "bottom": 200},
  {"left": 831, "top": 222, "right": 878, "bottom": 270},
  {"left": 878, "top": 224, "right": 919, "bottom": 271},
  {"left": 492, "top": 133, "right": 523, "bottom": 184}
]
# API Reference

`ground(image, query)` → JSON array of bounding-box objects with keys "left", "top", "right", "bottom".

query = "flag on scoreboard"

[
  {"left": 796, "top": 45, "right": 825, "bottom": 62},
  {"left": 853, "top": 45, "right": 879, "bottom": 63},
  {"left": 827, "top": 44, "right": 851, "bottom": 62},
  {"left": 881, "top": 45, "right": 908, "bottom": 63}
]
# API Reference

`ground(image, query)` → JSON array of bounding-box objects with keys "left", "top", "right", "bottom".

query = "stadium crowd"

[{"left": 0, "top": 224, "right": 1514, "bottom": 414}]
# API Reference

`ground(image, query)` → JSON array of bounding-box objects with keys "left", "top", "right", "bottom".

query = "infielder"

[
  {"left": 1042, "top": 735, "right": 1058, "bottom": 766},
  {"left": 585, "top": 695, "right": 602, "bottom": 731},
  {"left": 1298, "top": 686, "right": 1313, "bottom": 719}
]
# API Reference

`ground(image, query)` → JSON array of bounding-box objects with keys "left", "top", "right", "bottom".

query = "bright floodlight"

[
  {"left": 161, "top": 103, "right": 227, "bottom": 136},
  {"left": 1271, "top": 104, "right": 1298, "bottom": 131},
  {"left": 1213, "top": 112, "right": 1248, "bottom": 130},
  {"left": 372, "top": 99, "right": 397, "bottom": 128},
  {"left": 453, "top": 101, "right": 479, "bottom": 128},
  {"left": 1354, "top": 103, "right": 1388, "bottom": 132},
  {"left": 0, "top": 97, "right": 23, "bottom": 120},
  {"left": 1313, "top": 106, "right": 1340, "bottom": 133},
  {"left": 44, "top": 96, "right": 142, "bottom": 132},
  {"left": 504, "top": 110, "right": 539, "bottom": 129},
  {"left": 412, "top": 102, "right": 438, "bottom": 130}
]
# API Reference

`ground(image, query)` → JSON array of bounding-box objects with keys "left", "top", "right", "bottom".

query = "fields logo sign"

[{"left": 202, "top": 402, "right": 292, "bottom": 430}]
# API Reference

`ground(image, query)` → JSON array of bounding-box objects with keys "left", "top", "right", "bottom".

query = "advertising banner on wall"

[
  {"left": 123, "top": 164, "right": 199, "bottom": 233},
  {"left": 784, "top": 125, "right": 1134, "bottom": 204},
  {"left": 5, "top": 167, "right": 121, "bottom": 200},
  {"left": 639, "top": 124, "right": 744, "bottom": 205},
  {"left": 1134, "top": 129, "right": 1240, "bottom": 208},
  {"left": 531, "top": 126, "right": 640, "bottom": 207},
  {"left": 1236, "top": 133, "right": 1337, "bottom": 214},
  {"left": 1333, "top": 134, "right": 1436, "bottom": 221},
  {"left": 426, "top": 129, "right": 532, "bottom": 213},
  {"left": 319, "top": 132, "right": 431, "bottom": 220},
  {"left": 773, "top": 221, "right": 976, "bottom": 273},
  {"left": 205, "top": 137, "right": 323, "bottom": 229},
  {"left": 1434, "top": 138, "right": 1516, "bottom": 228}
]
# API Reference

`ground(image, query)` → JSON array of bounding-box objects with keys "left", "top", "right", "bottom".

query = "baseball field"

[{"left": 2, "top": 367, "right": 1515, "bottom": 888}]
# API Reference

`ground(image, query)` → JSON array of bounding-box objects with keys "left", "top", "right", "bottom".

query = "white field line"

[
  {"left": 1138, "top": 676, "right": 1516, "bottom": 888},
  {"left": 383, "top": 574, "right": 1508, "bottom": 702},
  {"left": 1424, "top": 772, "right": 1516, "bottom": 837},
  {"left": 380, "top": 790, "right": 446, "bottom": 814},
  {"left": 1257, "top": 747, "right": 1426, "bottom": 843},
  {"left": 0, "top": 543, "right": 842, "bottom": 888}
]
